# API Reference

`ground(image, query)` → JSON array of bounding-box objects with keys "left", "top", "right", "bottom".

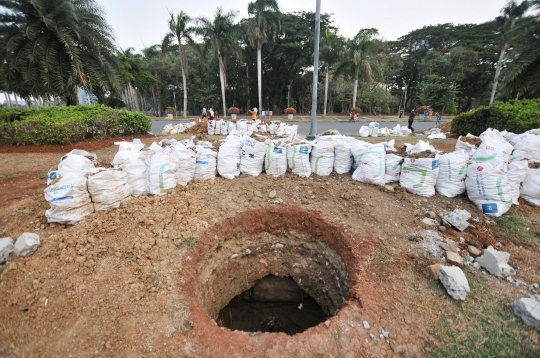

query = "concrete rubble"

[
  {"left": 509, "top": 295, "right": 540, "bottom": 331},
  {"left": 437, "top": 266, "right": 470, "bottom": 300},
  {"left": 14, "top": 233, "right": 40, "bottom": 257},
  {"left": 476, "top": 246, "right": 516, "bottom": 277},
  {"left": 443, "top": 209, "right": 471, "bottom": 232},
  {"left": 0, "top": 237, "right": 14, "bottom": 265}
]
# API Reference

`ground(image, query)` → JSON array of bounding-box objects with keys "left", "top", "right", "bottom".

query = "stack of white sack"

[
  {"left": 194, "top": 145, "right": 218, "bottom": 180},
  {"left": 171, "top": 142, "right": 197, "bottom": 186},
  {"left": 112, "top": 140, "right": 148, "bottom": 196},
  {"left": 44, "top": 172, "right": 95, "bottom": 225},
  {"left": 405, "top": 140, "right": 437, "bottom": 155},
  {"left": 207, "top": 120, "right": 216, "bottom": 135},
  {"left": 310, "top": 140, "right": 335, "bottom": 176},
  {"left": 265, "top": 140, "right": 288, "bottom": 177},
  {"left": 217, "top": 130, "right": 243, "bottom": 179},
  {"left": 88, "top": 168, "right": 133, "bottom": 211},
  {"left": 162, "top": 124, "right": 174, "bottom": 134},
  {"left": 240, "top": 135, "right": 267, "bottom": 177},
  {"left": 351, "top": 142, "right": 386, "bottom": 186},
  {"left": 435, "top": 150, "right": 468, "bottom": 197},
  {"left": 287, "top": 139, "right": 312, "bottom": 178}
]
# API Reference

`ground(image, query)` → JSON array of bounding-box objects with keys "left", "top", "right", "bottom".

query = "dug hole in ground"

[{"left": 0, "top": 133, "right": 539, "bottom": 357}]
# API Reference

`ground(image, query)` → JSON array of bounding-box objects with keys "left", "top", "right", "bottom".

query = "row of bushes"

[
  {"left": 451, "top": 99, "right": 540, "bottom": 136},
  {"left": 0, "top": 105, "right": 151, "bottom": 145}
]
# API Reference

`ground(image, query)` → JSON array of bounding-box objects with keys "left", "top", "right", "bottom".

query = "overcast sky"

[{"left": 96, "top": 0, "right": 507, "bottom": 52}]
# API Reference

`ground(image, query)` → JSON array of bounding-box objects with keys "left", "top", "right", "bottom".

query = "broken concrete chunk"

[
  {"left": 476, "top": 246, "right": 516, "bottom": 277},
  {"left": 510, "top": 297, "right": 540, "bottom": 331},
  {"left": 438, "top": 242, "right": 459, "bottom": 253},
  {"left": 468, "top": 245, "right": 483, "bottom": 258},
  {"left": 14, "top": 233, "right": 40, "bottom": 257},
  {"left": 445, "top": 251, "right": 463, "bottom": 266},
  {"left": 0, "top": 237, "right": 14, "bottom": 264},
  {"left": 421, "top": 218, "right": 438, "bottom": 226},
  {"left": 409, "top": 230, "right": 440, "bottom": 242},
  {"left": 437, "top": 266, "right": 470, "bottom": 300},
  {"left": 428, "top": 263, "right": 442, "bottom": 280},
  {"left": 443, "top": 209, "right": 471, "bottom": 232}
]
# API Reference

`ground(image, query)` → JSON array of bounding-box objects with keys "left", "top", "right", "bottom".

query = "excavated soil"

[
  {"left": 529, "top": 162, "right": 540, "bottom": 169},
  {"left": 0, "top": 138, "right": 539, "bottom": 357},
  {"left": 459, "top": 136, "right": 482, "bottom": 147},
  {"left": 183, "top": 122, "right": 208, "bottom": 135}
]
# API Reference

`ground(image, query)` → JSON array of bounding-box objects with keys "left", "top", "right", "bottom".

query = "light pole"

[
  {"left": 309, "top": 0, "right": 322, "bottom": 138},
  {"left": 168, "top": 85, "right": 178, "bottom": 118},
  {"left": 287, "top": 85, "right": 291, "bottom": 108}
]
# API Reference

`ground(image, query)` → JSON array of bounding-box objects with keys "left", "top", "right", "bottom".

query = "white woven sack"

[
  {"left": 220, "top": 120, "right": 229, "bottom": 135},
  {"left": 265, "top": 141, "right": 287, "bottom": 177},
  {"left": 246, "top": 122, "right": 253, "bottom": 136},
  {"left": 333, "top": 137, "right": 354, "bottom": 174},
  {"left": 171, "top": 143, "right": 196, "bottom": 186},
  {"left": 351, "top": 143, "right": 386, "bottom": 186},
  {"left": 435, "top": 151, "right": 468, "bottom": 197},
  {"left": 400, "top": 157, "right": 440, "bottom": 197},
  {"left": 268, "top": 122, "right": 277, "bottom": 135},
  {"left": 240, "top": 136, "right": 267, "bottom": 177},
  {"left": 194, "top": 146, "right": 217, "bottom": 180},
  {"left": 465, "top": 162, "right": 512, "bottom": 217},
  {"left": 287, "top": 143, "right": 312, "bottom": 178},
  {"left": 369, "top": 122, "right": 379, "bottom": 137},
  {"left": 275, "top": 123, "right": 285, "bottom": 137},
  {"left": 162, "top": 124, "right": 174, "bottom": 134},
  {"left": 146, "top": 151, "right": 178, "bottom": 195},
  {"left": 385, "top": 154, "right": 403, "bottom": 183},
  {"left": 520, "top": 167, "right": 540, "bottom": 206},
  {"left": 311, "top": 140, "right": 334, "bottom": 176},
  {"left": 359, "top": 126, "right": 369, "bottom": 137},
  {"left": 507, "top": 160, "right": 529, "bottom": 205},
  {"left": 207, "top": 120, "right": 215, "bottom": 135},
  {"left": 57, "top": 149, "right": 98, "bottom": 178},
  {"left": 112, "top": 150, "right": 148, "bottom": 196},
  {"left": 214, "top": 120, "right": 222, "bottom": 135},
  {"left": 455, "top": 135, "right": 477, "bottom": 159},
  {"left": 228, "top": 121, "right": 237, "bottom": 132},
  {"left": 217, "top": 131, "right": 243, "bottom": 179},
  {"left": 236, "top": 120, "right": 248, "bottom": 135},
  {"left": 88, "top": 169, "right": 132, "bottom": 211},
  {"left": 44, "top": 173, "right": 94, "bottom": 225},
  {"left": 511, "top": 133, "right": 540, "bottom": 162},
  {"left": 472, "top": 136, "right": 513, "bottom": 169},
  {"left": 256, "top": 123, "right": 267, "bottom": 132}
]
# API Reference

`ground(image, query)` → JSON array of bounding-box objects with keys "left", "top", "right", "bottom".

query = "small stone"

[
  {"left": 254, "top": 190, "right": 263, "bottom": 198},
  {"left": 445, "top": 251, "right": 463, "bottom": 266},
  {"left": 324, "top": 320, "right": 330, "bottom": 328},
  {"left": 382, "top": 330, "right": 389, "bottom": 338},
  {"left": 363, "top": 320, "right": 370, "bottom": 329},
  {"left": 469, "top": 224, "right": 477, "bottom": 229},
  {"left": 459, "top": 237, "right": 465, "bottom": 243},
  {"left": 0, "top": 237, "right": 14, "bottom": 264},
  {"left": 536, "top": 229, "right": 540, "bottom": 237},
  {"left": 533, "top": 283, "right": 539, "bottom": 289},
  {"left": 439, "top": 226, "right": 446, "bottom": 232},
  {"left": 439, "top": 242, "right": 459, "bottom": 253},
  {"left": 384, "top": 185, "right": 395, "bottom": 192},
  {"left": 468, "top": 246, "right": 482, "bottom": 258},
  {"left": 437, "top": 266, "right": 470, "bottom": 300},
  {"left": 472, "top": 262, "right": 480, "bottom": 269},
  {"left": 426, "top": 211, "right": 437, "bottom": 219},
  {"left": 442, "top": 219, "right": 452, "bottom": 228},
  {"left": 231, "top": 254, "right": 239, "bottom": 259},
  {"left": 422, "top": 218, "right": 438, "bottom": 226},
  {"left": 428, "top": 264, "right": 442, "bottom": 280},
  {"left": 275, "top": 243, "right": 284, "bottom": 249},
  {"left": 495, "top": 242, "right": 502, "bottom": 248},
  {"left": 14, "top": 233, "right": 40, "bottom": 257},
  {"left": 268, "top": 190, "right": 276, "bottom": 199}
]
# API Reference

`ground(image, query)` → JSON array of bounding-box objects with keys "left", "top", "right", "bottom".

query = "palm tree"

[
  {"left": 246, "top": 0, "right": 280, "bottom": 112},
  {"left": 168, "top": 11, "right": 193, "bottom": 118},
  {"left": 336, "top": 29, "right": 382, "bottom": 110},
  {"left": 320, "top": 30, "right": 344, "bottom": 117},
  {"left": 489, "top": 0, "right": 531, "bottom": 104},
  {"left": 197, "top": 8, "right": 239, "bottom": 118},
  {"left": 0, "top": 0, "right": 121, "bottom": 105}
]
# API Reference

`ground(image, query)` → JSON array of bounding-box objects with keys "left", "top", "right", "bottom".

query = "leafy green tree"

[
  {"left": 489, "top": 0, "right": 531, "bottom": 104},
  {"left": 246, "top": 0, "right": 281, "bottom": 111},
  {"left": 445, "top": 100, "right": 457, "bottom": 115},
  {"left": 197, "top": 8, "right": 239, "bottom": 118},
  {"left": 336, "top": 29, "right": 382, "bottom": 109},
  {"left": 381, "top": 103, "right": 390, "bottom": 116},
  {"left": 168, "top": 11, "right": 194, "bottom": 118},
  {"left": 0, "top": 0, "right": 121, "bottom": 105}
]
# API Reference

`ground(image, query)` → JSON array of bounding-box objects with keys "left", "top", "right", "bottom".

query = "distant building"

[{"left": 77, "top": 88, "right": 98, "bottom": 105}]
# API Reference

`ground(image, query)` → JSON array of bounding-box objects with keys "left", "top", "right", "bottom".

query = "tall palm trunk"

[
  {"left": 4, "top": 92, "right": 10, "bottom": 107},
  {"left": 490, "top": 45, "right": 507, "bottom": 105},
  {"left": 352, "top": 79, "right": 358, "bottom": 109},
  {"left": 257, "top": 41, "right": 263, "bottom": 111},
  {"left": 181, "top": 66, "right": 188, "bottom": 118},
  {"left": 323, "top": 70, "right": 329, "bottom": 118},
  {"left": 246, "top": 65, "right": 250, "bottom": 113},
  {"left": 218, "top": 53, "right": 227, "bottom": 118},
  {"left": 13, "top": 93, "right": 19, "bottom": 107}
]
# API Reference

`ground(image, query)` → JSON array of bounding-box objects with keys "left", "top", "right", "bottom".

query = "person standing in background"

[
  {"left": 249, "top": 107, "right": 258, "bottom": 120},
  {"left": 408, "top": 110, "right": 416, "bottom": 132},
  {"left": 436, "top": 112, "right": 441, "bottom": 125}
]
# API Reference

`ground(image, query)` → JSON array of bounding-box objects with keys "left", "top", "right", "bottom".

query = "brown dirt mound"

[
  {"left": 459, "top": 136, "right": 482, "bottom": 147},
  {"left": 439, "top": 122, "right": 452, "bottom": 133},
  {"left": 529, "top": 162, "right": 540, "bottom": 169},
  {"left": 184, "top": 122, "right": 208, "bottom": 135}
]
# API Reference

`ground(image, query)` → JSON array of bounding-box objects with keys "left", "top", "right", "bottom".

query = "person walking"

[
  {"left": 209, "top": 108, "right": 215, "bottom": 120},
  {"left": 435, "top": 112, "right": 441, "bottom": 125},
  {"left": 408, "top": 110, "right": 416, "bottom": 132},
  {"left": 201, "top": 108, "right": 207, "bottom": 121},
  {"left": 349, "top": 109, "right": 356, "bottom": 123}
]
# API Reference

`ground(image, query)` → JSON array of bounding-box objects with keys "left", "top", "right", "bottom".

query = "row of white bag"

[
  {"left": 207, "top": 119, "right": 298, "bottom": 138},
  {"left": 359, "top": 122, "right": 413, "bottom": 137},
  {"left": 162, "top": 122, "right": 197, "bottom": 135}
]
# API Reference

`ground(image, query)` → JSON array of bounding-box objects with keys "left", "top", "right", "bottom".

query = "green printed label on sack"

[
  {"left": 403, "top": 167, "right": 428, "bottom": 188},
  {"left": 314, "top": 156, "right": 323, "bottom": 174},
  {"left": 472, "top": 153, "right": 497, "bottom": 162},
  {"left": 159, "top": 162, "right": 174, "bottom": 193},
  {"left": 265, "top": 145, "right": 272, "bottom": 171},
  {"left": 458, "top": 165, "right": 468, "bottom": 176},
  {"left": 496, "top": 176, "right": 512, "bottom": 204},
  {"left": 291, "top": 146, "right": 297, "bottom": 171},
  {"left": 358, "top": 151, "right": 383, "bottom": 178}
]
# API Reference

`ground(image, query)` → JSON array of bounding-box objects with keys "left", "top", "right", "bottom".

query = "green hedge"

[
  {"left": 451, "top": 99, "right": 540, "bottom": 136},
  {"left": 0, "top": 105, "right": 151, "bottom": 145}
]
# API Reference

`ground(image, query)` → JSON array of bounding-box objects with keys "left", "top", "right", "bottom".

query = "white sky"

[{"left": 96, "top": 0, "right": 507, "bottom": 52}]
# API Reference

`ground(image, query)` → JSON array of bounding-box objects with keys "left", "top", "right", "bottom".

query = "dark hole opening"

[{"left": 216, "top": 275, "right": 328, "bottom": 335}]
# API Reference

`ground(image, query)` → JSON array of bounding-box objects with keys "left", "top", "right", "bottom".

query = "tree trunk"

[
  {"left": 257, "top": 42, "right": 263, "bottom": 111},
  {"left": 490, "top": 45, "right": 506, "bottom": 105},
  {"left": 13, "top": 93, "right": 19, "bottom": 107},
  {"left": 218, "top": 58, "right": 227, "bottom": 119},
  {"left": 66, "top": 91, "right": 78, "bottom": 106},
  {"left": 352, "top": 79, "right": 358, "bottom": 108},
  {"left": 4, "top": 92, "right": 10, "bottom": 107},
  {"left": 328, "top": 91, "right": 333, "bottom": 114},
  {"left": 246, "top": 65, "right": 250, "bottom": 114},
  {"left": 181, "top": 66, "right": 188, "bottom": 118},
  {"left": 323, "top": 71, "right": 329, "bottom": 118}
]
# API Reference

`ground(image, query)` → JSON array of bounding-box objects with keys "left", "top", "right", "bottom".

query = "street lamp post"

[
  {"left": 309, "top": 0, "right": 322, "bottom": 138},
  {"left": 287, "top": 85, "right": 291, "bottom": 108}
]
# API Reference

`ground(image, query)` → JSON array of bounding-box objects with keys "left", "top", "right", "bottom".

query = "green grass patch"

[
  {"left": 175, "top": 236, "right": 199, "bottom": 250},
  {"left": 0, "top": 172, "right": 19, "bottom": 180},
  {"left": 495, "top": 210, "right": 537, "bottom": 247}
]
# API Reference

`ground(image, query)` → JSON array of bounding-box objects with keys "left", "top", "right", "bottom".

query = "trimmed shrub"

[
  {"left": 445, "top": 101, "right": 457, "bottom": 115},
  {"left": 381, "top": 104, "right": 391, "bottom": 116},
  {"left": 451, "top": 99, "right": 540, "bottom": 136},
  {"left": 284, "top": 107, "right": 296, "bottom": 114},
  {"left": 0, "top": 105, "right": 151, "bottom": 145}
]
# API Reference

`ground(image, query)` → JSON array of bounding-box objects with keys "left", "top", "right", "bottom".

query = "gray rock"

[
  {"left": 536, "top": 229, "right": 540, "bottom": 237},
  {"left": 512, "top": 279, "right": 528, "bottom": 288},
  {"left": 382, "top": 329, "right": 389, "bottom": 338},
  {"left": 370, "top": 333, "right": 376, "bottom": 340},
  {"left": 426, "top": 211, "right": 437, "bottom": 219},
  {"left": 437, "top": 266, "right": 470, "bottom": 300},
  {"left": 443, "top": 209, "right": 472, "bottom": 232},
  {"left": 510, "top": 297, "right": 540, "bottom": 331},
  {"left": 438, "top": 242, "right": 459, "bottom": 253},
  {"left": 363, "top": 320, "right": 370, "bottom": 329},
  {"left": 268, "top": 190, "right": 277, "bottom": 198},
  {"left": 476, "top": 246, "right": 516, "bottom": 277},
  {"left": 14, "top": 233, "right": 40, "bottom": 257},
  {"left": 384, "top": 185, "right": 395, "bottom": 192},
  {"left": 0, "top": 237, "right": 14, "bottom": 264},
  {"left": 533, "top": 283, "right": 539, "bottom": 289},
  {"left": 439, "top": 226, "right": 447, "bottom": 232},
  {"left": 472, "top": 262, "right": 480, "bottom": 269},
  {"left": 422, "top": 218, "right": 438, "bottom": 226}
]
